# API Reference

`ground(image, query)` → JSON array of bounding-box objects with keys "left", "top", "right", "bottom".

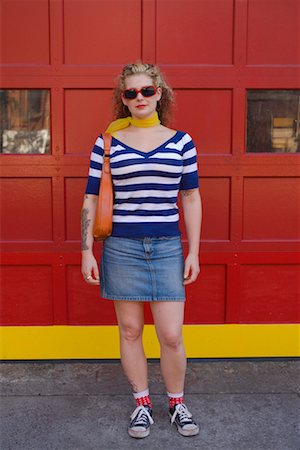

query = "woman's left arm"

[{"left": 180, "top": 188, "right": 202, "bottom": 285}]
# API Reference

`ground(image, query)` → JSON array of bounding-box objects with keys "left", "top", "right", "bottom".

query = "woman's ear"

[
  {"left": 156, "top": 87, "right": 162, "bottom": 102},
  {"left": 121, "top": 93, "right": 128, "bottom": 107}
]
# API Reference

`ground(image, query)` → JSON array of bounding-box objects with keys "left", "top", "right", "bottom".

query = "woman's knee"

[
  {"left": 159, "top": 331, "right": 183, "bottom": 351},
  {"left": 119, "top": 323, "right": 143, "bottom": 343}
]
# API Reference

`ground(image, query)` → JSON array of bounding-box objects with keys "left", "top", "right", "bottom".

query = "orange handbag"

[{"left": 93, "top": 133, "right": 113, "bottom": 241}]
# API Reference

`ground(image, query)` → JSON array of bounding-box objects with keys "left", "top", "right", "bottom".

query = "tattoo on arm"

[
  {"left": 182, "top": 189, "right": 195, "bottom": 197},
  {"left": 81, "top": 208, "right": 91, "bottom": 250}
]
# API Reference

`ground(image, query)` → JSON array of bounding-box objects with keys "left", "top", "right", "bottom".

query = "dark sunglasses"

[{"left": 122, "top": 85, "right": 157, "bottom": 100}]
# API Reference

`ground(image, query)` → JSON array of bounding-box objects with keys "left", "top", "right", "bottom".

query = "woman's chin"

[{"left": 131, "top": 109, "right": 156, "bottom": 120}]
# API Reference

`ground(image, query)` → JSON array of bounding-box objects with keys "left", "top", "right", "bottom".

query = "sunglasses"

[{"left": 122, "top": 85, "right": 157, "bottom": 100}]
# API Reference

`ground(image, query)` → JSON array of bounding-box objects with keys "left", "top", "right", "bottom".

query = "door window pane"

[
  {"left": 247, "top": 90, "right": 300, "bottom": 153},
  {"left": 0, "top": 89, "right": 50, "bottom": 154}
]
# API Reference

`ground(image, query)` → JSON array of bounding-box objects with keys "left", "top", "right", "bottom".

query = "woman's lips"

[{"left": 136, "top": 105, "right": 146, "bottom": 108}]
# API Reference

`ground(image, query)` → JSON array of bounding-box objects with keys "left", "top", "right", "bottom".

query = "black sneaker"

[
  {"left": 169, "top": 403, "right": 199, "bottom": 436},
  {"left": 128, "top": 405, "right": 154, "bottom": 439}
]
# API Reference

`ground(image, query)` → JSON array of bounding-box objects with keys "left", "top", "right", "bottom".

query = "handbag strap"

[{"left": 102, "top": 132, "right": 112, "bottom": 174}]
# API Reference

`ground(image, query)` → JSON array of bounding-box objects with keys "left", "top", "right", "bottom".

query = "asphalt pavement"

[{"left": 1, "top": 358, "right": 299, "bottom": 450}]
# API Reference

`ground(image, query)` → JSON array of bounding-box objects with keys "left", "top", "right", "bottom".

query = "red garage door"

[{"left": 1, "top": 0, "right": 299, "bottom": 359}]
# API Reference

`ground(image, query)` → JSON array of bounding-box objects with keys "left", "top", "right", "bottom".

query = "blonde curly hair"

[{"left": 112, "top": 62, "right": 174, "bottom": 126}]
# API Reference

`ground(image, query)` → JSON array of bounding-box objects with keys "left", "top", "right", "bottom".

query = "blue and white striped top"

[{"left": 85, "top": 130, "right": 199, "bottom": 237}]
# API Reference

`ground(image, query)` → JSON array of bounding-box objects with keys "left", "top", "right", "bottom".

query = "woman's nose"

[{"left": 136, "top": 92, "right": 144, "bottom": 100}]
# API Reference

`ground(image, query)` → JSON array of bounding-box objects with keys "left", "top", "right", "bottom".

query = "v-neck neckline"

[{"left": 112, "top": 131, "right": 179, "bottom": 158}]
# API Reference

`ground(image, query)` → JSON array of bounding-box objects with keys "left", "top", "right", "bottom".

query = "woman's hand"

[
  {"left": 183, "top": 253, "right": 200, "bottom": 285},
  {"left": 81, "top": 251, "right": 100, "bottom": 285}
]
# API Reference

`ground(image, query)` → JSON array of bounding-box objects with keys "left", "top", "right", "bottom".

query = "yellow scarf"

[{"left": 105, "top": 112, "right": 160, "bottom": 134}]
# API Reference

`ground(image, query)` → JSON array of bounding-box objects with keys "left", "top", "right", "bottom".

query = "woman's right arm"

[{"left": 81, "top": 194, "right": 100, "bottom": 285}]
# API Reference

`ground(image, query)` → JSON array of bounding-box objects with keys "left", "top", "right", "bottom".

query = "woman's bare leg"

[
  {"left": 150, "top": 302, "right": 186, "bottom": 393},
  {"left": 114, "top": 300, "right": 148, "bottom": 393}
]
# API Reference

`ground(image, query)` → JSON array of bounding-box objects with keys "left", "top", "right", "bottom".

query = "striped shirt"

[{"left": 85, "top": 130, "right": 199, "bottom": 237}]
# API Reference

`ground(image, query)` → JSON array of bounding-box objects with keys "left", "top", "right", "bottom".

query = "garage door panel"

[
  {"left": 0, "top": 266, "right": 53, "bottom": 325},
  {"left": 200, "top": 178, "right": 230, "bottom": 241},
  {"left": 66, "top": 262, "right": 226, "bottom": 326},
  {"left": 63, "top": 0, "right": 142, "bottom": 65},
  {"left": 156, "top": 0, "right": 233, "bottom": 65},
  {"left": 184, "top": 264, "right": 226, "bottom": 324},
  {"left": 179, "top": 177, "right": 230, "bottom": 242},
  {"left": 173, "top": 90, "right": 232, "bottom": 154},
  {"left": 247, "top": 0, "right": 300, "bottom": 65},
  {"left": 64, "top": 89, "right": 113, "bottom": 155},
  {"left": 1, "top": 0, "right": 50, "bottom": 64},
  {"left": 243, "top": 177, "right": 300, "bottom": 240},
  {"left": 1, "top": 178, "right": 53, "bottom": 241},
  {"left": 240, "top": 264, "right": 300, "bottom": 323},
  {"left": 66, "top": 265, "right": 116, "bottom": 325},
  {"left": 1, "top": 0, "right": 300, "bottom": 357}
]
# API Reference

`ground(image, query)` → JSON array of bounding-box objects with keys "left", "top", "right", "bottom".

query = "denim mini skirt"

[{"left": 100, "top": 236, "right": 185, "bottom": 301}]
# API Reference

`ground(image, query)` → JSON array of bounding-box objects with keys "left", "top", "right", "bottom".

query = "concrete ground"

[{"left": 0, "top": 359, "right": 299, "bottom": 450}]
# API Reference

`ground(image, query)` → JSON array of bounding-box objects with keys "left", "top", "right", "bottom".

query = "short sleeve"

[
  {"left": 179, "top": 133, "right": 199, "bottom": 190},
  {"left": 85, "top": 135, "right": 104, "bottom": 195}
]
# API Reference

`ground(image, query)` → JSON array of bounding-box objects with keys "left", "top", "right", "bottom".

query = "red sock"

[
  {"left": 133, "top": 389, "right": 152, "bottom": 409},
  {"left": 168, "top": 392, "right": 184, "bottom": 409}
]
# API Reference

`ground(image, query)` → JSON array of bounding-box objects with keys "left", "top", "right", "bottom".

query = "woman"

[{"left": 81, "top": 62, "right": 202, "bottom": 439}]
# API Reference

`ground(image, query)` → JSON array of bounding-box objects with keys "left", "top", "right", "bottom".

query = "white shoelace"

[
  {"left": 130, "top": 405, "right": 154, "bottom": 426},
  {"left": 170, "top": 404, "right": 193, "bottom": 424}
]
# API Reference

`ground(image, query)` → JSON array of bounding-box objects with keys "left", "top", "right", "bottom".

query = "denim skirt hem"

[
  {"left": 100, "top": 236, "right": 186, "bottom": 302},
  {"left": 100, "top": 293, "right": 185, "bottom": 302}
]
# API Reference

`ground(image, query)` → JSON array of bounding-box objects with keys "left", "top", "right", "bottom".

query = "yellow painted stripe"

[{"left": 0, "top": 324, "right": 299, "bottom": 360}]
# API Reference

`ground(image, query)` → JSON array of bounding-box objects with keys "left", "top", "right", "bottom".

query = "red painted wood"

[
  {"left": 63, "top": 0, "right": 142, "bottom": 65},
  {"left": 1, "top": 178, "right": 53, "bottom": 241},
  {"left": 49, "top": 0, "right": 64, "bottom": 68},
  {"left": 1, "top": 0, "right": 50, "bottom": 64},
  {"left": 0, "top": 0, "right": 299, "bottom": 329},
  {"left": 173, "top": 90, "right": 233, "bottom": 155},
  {"left": 0, "top": 265, "right": 53, "bottom": 326},
  {"left": 230, "top": 175, "right": 244, "bottom": 243},
  {"left": 66, "top": 265, "right": 117, "bottom": 325},
  {"left": 52, "top": 260, "right": 68, "bottom": 325},
  {"left": 142, "top": 0, "right": 156, "bottom": 63},
  {"left": 1, "top": 252, "right": 299, "bottom": 325},
  {"left": 240, "top": 264, "right": 300, "bottom": 323},
  {"left": 199, "top": 178, "right": 231, "bottom": 241},
  {"left": 64, "top": 89, "right": 113, "bottom": 154},
  {"left": 65, "top": 177, "right": 87, "bottom": 241},
  {"left": 246, "top": 0, "right": 300, "bottom": 65},
  {"left": 243, "top": 177, "right": 300, "bottom": 240},
  {"left": 225, "top": 261, "right": 241, "bottom": 323},
  {"left": 156, "top": 0, "right": 234, "bottom": 64},
  {"left": 184, "top": 264, "right": 226, "bottom": 324}
]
